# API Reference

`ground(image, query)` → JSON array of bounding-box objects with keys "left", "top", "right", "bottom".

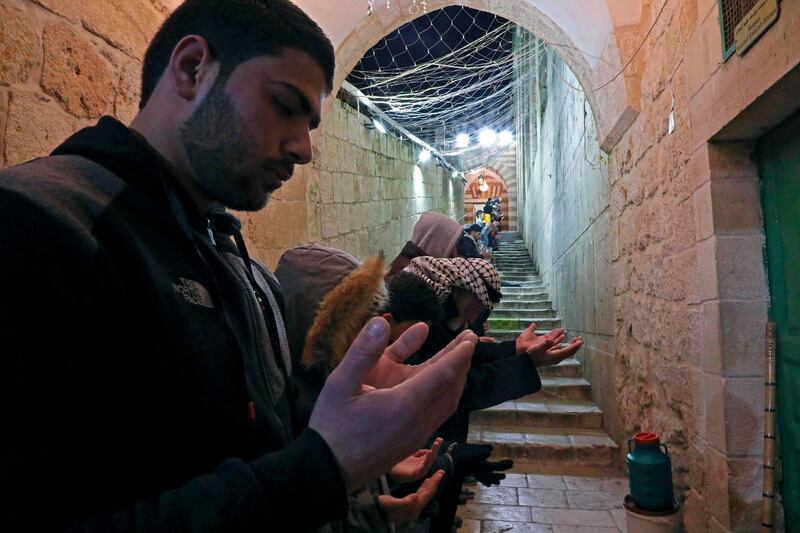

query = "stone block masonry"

[
  {"left": 246, "top": 98, "right": 464, "bottom": 269},
  {"left": 0, "top": 0, "right": 166, "bottom": 167},
  {"left": 0, "top": 1, "right": 464, "bottom": 270}
]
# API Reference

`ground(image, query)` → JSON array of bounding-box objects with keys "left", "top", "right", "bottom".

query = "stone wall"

[
  {"left": 516, "top": 50, "right": 618, "bottom": 449},
  {"left": 0, "top": 1, "right": 463, "bottom": 270},
  {"left": 243, "top": 99, "right": 464, "bottom": 268},
  {"left": 0, "top": 0, "right": 173, "bottom": 168},
  {"left": 514, "top": 1, "right": 800, "bottom": 529},
  {"left": 605, "top": 0, "right": 799, "bottom": 530}
]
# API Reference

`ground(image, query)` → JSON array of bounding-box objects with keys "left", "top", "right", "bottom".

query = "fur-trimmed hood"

[{"left": 275, "top": 245, "right": 387, "bottom": 376}]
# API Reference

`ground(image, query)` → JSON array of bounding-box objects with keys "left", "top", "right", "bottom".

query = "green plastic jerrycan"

[{"left": 627, "top": 432, "right": 675, "bottom": 511}]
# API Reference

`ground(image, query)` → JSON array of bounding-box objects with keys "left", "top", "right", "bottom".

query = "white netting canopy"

[{"left": 346, "top": 4, "right": 545, "bottom": 168}]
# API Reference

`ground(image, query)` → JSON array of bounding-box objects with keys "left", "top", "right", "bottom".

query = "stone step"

[
  {"left": 487, "top": 317, "right": 562, "bottom": 330},
  {"left": 500, "top": 285, "right": 547, "bottom": 292},
  {"left": 500, "top": 289, "right": 549, "bottom": 299},
  {"left": 499, "top": 283, "right": 545, "bottom": 291},
  {"left": 494, "top": 264, "right": 536, "bottom": 270},
  {"left": 529, "top": 378, "right": 592, "bottom": 401},
  {"left": 499, "top": 277, "right": 543, "bottom": 284},
  {"left": 493, "top": 256, "right": 534, "bottom": 261},
  {"left": 470, "top": 398, "right": 602, "bottom": 429},
  {"left": 499, "top": 269, "right": 540, "bottom": 276},
  {"left": 468, "top": 424, "right": 617, "bottom": 466},
  {"left": 497, "top": 272, "right": 540, "bottom": 279},
  {"left": 536, "top": 358, "right": 582, "bottom": 378},
  {"left": 495, "top": 300, "right": 554, "bottom": 310},
  {"left": 492, "top": 308, "right": 557, "bottom": 319},
  {"left": 491, "top": 329, "right": 546, "bottom": 341},
  {"left": 500, "top": 276, "right": 545, "bottom": 290}
]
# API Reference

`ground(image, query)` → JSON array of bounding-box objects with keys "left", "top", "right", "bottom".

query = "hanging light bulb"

[
  {"left": 498, "top": 130, "right": 514, "bottom": 146},
  {"left": 455, "top": 133, "right": 470, "bottom": 148},
  {"left": 418, "top": 149, "right": 431, "bottom": 163},
  {"left": 478, "top": 174, "right": 489, "bottom": 192},
  {"left": 479, "top": 129, "right": 497, "bottom": 147}
]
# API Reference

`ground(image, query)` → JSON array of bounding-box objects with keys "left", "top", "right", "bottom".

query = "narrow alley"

[{"left": 1, "top": 0, "right": 798, "bottom": 531}]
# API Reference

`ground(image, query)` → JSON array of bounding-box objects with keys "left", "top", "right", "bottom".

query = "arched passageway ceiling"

[
  {"left": 295, "top": 0, "right": 642, "bottom": 152},
  {"left": 466, "top": 167, "right": 508, "bottom": 191}
]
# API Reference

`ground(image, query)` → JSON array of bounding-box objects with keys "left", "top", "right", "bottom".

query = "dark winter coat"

[{"left": 0, "top": 117, "right": 346, "bottom": 532}]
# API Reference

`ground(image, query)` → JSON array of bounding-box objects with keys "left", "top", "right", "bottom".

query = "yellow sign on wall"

[{"left": 734, "top": 0, "right": 780, "bottom": 56}]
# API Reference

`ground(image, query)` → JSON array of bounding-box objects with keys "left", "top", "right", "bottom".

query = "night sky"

[{"left": 347, "top": 6, "right": 515, "bottom": 147}]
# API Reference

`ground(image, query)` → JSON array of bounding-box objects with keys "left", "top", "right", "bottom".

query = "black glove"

[
  {"left": 447, "top": 443, "right": 514, "bottom": 486},
  {"left": 471, "top": 458, "right": 513, "bottom": 486}
]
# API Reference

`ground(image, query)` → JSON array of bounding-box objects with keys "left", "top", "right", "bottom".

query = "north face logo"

[{"left": 173, "top": 278, "right": 214, "bottom": 308}]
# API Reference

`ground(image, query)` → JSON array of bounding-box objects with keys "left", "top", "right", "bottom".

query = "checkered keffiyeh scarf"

[{"left": 403, "top": 257, "right": 502, "bottom": 310}]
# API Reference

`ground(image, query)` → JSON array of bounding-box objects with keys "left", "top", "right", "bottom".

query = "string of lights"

[{"left": 347, "top": 6, "right": 547, "bottom": 168}]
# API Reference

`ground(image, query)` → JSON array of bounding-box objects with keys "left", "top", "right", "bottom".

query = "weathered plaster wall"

[
  {"left": 244, "top": 99, "right": 464, "bottom": 268},
  {"left": 517, "top": 50, "right": 618, "bottom": 449}
]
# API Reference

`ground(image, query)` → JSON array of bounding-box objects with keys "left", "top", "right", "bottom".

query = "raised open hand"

[
  {"left": 515, "top": 322, "right": 557, "bottom": 355},
  {"left": 529, "top": 335, "right": 584, "bottom": 368},
  {"left": 310, "top": 317, "right": 475, "bottom": 492},
  {"left": 365, "top": 323, "right": 478, "bottom": 389},
  {"left": 389, "top": 438, "right": 444, "bottom": 484},
  {"left": 378, "top": 470, "right": 444, "bottom": 525}
]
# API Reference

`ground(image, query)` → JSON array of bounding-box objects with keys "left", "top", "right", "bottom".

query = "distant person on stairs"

[{"left": 387, "top": 211, "right": 464, "bottom": 276}]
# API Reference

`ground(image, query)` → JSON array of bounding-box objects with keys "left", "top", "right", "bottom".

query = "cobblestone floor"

[{"left": 457, "top": 469, "right": 629, "bottom": 533}]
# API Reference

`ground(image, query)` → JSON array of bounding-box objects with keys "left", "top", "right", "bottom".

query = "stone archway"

[
  {"left": 464, "top": 167, "right": 518, "bottom": 230},
  {"left": 296, "top": 0, "right": 639, "bottom": 152}
]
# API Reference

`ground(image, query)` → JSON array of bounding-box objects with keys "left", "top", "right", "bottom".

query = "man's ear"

[
  {"left": 168, "top": 35, "right": 215, "bottom": 102},
  {"left": 381, "top": 312, "right": 394, "bottom": 324}
]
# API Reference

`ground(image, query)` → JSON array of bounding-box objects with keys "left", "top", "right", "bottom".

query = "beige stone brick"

[
  {"left": 695, "top": 236, "right": 719, "bottom": 302},
  {"left": 82, "top": 0, "right": 163, "bottom": 58},
  {"left": 682, "top": 488, "right": 710, "bottom": 531},
  {"left": 718, "top": 300, "right": 768, "bottom": 377},
  {"left": 0, "top": 90, "right": 8, "bottom": 168},
  {"left": 708, "top": 143, "right": 757, "bottom": 181},
  {"left": 723, "top": 377, "right": 763, "bottom": 457},
  {"left": 706, "top": 447, "right": 732, "bottom": 527},
  {"left": 728, "top": 457, "right": 762, "bottom": 530},
  {"left": 31, "top": 0, "right": 80, "bottom": 22},
  {"left": 113, "top": 59, "right": 141, "bottom": 124},
  {"left": 338, "top": 204, "right": 351, "bottom": 235},
  {"left": 685, "top": 5, "right": 722, "bottom": 99},
  {"left": 320, "top": 205, "right": 338, "bottom": 239},
  {"left": 0, "top": 4, "right": 40, "bottom": 85},
  {"left": 715, "top": 235, "right": 768, "bottom": 301},
  {"left": 693, "top": 181, "right": 714, "bottom": 242},
  {"left": 4, "top": 91, "right": 77, "bottom": 166},
  {"left": 150, "top": 0, "right": 182, "bottom": 14},
  {"left": 703, "top": 372, "right": 727, "bottom": 452},
  {"left": 710, "top": 178, "right": 762, "bottom": 235},
  {"left": 700, "top": 301, "right": 723, "bottom": 374},
  {"left": 41, "top": 23, "right": 113, "bottom": 118}
]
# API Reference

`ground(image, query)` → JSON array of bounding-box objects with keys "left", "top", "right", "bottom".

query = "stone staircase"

[{"left": 468, "top": 231, "right": 617, "bottom": 467}]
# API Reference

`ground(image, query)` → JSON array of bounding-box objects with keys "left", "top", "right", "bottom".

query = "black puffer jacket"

[{"left": 0, "top": 118, "right": 346, "bottom": 532}]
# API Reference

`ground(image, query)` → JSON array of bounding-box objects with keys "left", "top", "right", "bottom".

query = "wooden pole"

[{"left": 761, "top": 322, "right": 778, "bottom": 532}]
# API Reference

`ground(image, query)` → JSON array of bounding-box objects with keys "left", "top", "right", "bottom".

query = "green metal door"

[{"left": 759, "top": 111, "right": 800, "bottom": 527}]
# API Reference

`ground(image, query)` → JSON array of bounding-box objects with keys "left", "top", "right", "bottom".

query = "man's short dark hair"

[
  {"left": 385, "top": 272, "right": 444, "bottom": 323},
  {"left": 467, "top": 223, "right": 483, "bottom": 233},
  {"left": 140, "top": 0, "right": 335, "bottom": 108}
]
